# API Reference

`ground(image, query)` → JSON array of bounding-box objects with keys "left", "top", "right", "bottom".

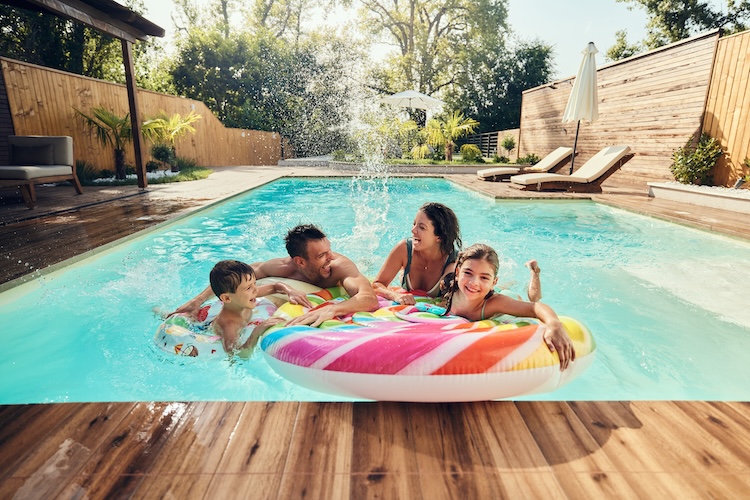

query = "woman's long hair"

[
  {"left": 441, "top": 243, "right": 499, "bottom": 315},
  {"left": 419, "top": 202, "right": 462, "bottom": 256}
]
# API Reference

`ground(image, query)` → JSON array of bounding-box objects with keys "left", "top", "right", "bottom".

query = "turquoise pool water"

[{"left": 2, "top": 177, "right": 750, "bottom": 403}]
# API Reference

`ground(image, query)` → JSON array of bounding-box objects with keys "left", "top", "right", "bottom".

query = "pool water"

[{"left": 1, "top": 177, "right": 750, "bottom": 403}]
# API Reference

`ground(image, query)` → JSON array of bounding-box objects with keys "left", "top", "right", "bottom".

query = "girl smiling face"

[{"left": 456, "top": 258, "right": 498, "bottom": 300}]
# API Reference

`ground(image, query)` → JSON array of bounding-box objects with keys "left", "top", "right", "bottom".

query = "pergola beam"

[{"left": 1, "top": 0, "right": 164, "bottom": 188}]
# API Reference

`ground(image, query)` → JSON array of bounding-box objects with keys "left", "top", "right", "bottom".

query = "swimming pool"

[{"left": 1, "top": 177, "right": 749, "bottom": 403}]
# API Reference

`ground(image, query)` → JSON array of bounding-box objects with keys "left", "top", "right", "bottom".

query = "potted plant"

[
  {"left": 142, "top": 110, "right": 202, "bottom": 171},
  {"left": 74, "top": 106, "right": 132, "bottom": 180}
]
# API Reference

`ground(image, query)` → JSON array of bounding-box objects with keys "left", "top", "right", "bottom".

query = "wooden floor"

[
  {"left": 2, "top": 401, "right": 750, "bottom": 498},
  {"left": 2, "top": 169, "right": 750, "bottom": 498}
]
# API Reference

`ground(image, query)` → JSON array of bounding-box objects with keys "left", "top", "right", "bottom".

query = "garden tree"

[
  {"left": 446, "top": 40, "right": 554, "bottom": 132},
  {"left": 352, "top": 0, "right": 510, "bottom": 96},
  {"left": 425, "top": 111, "right": 479, "bottom": 162},
  {"left": 74, "top": 107, "right": 133, "bottom": 180},
  {"left": 170, "top": 26, "right": 354, "bottom": 156},
  {"left": 606, "top": 30, "right": 643, "bottom": 62},
  {"left": 613, "top": 0, "right": 750, "bottom": 55},
  {"left": 0, "top": 0, "right": 169, "bottom": 90}
]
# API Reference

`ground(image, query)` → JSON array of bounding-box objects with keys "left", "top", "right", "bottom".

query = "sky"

[{"left": 139, "top": 0, "right": 710, "bottom": 79}]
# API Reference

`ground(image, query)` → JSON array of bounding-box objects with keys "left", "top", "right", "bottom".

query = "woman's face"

[
  {"left": 411, "top": 210, "right": 440, "bottom": 251},
  {"left": 456, "top": 258, "right": 497, "bottom": 299}
]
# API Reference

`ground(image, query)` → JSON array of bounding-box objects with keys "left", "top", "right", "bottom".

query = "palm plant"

[
  {"left": 425, "top": 111, "right": 479, "bottom": 162},
  {"left": 74, "top": 106, "right": 132, "bottom": 179},
  {"left": 142, "top": 110, "right": 202, "bottom": 171}
]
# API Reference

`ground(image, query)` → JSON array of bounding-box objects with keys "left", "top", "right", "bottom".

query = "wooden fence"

[
  {"left": 518, "top": 30, "right": 721, "bottom": 186},
  {"left": 0, "top": 57, "right": 284, "bottom": 171},
  {"left": 702, "top": 30, "right": 750, "bottom": 186}
]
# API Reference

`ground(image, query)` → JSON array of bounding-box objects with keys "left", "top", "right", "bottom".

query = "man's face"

[{"left": 301, "top": 238, "right": 334, "bottom": 280}]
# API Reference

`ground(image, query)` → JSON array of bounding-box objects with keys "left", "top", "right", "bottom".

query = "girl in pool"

[
  {"left": 442, "top": 243, "right": 574, "bottom": 370},
  {"left": 373, "top": 202, "right": 462, "bottom": 305}
]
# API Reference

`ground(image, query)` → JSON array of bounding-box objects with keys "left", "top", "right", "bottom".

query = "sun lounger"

[
  {"left": 508, "top": 145, "right": 634, "bottom": 193},
  {"left": 476, "top": 147, "right": 574, "bottom": 182},
  {"left": 0, "top": 135, "right": 82, "bottom": 208}
]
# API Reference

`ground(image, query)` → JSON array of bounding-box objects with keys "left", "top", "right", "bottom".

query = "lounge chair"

[
  {"left": 0, "top": 135, "right": 82, "bottom": 208},
  {"left": 476, "top": 146, "right": 574, "bottom": 182},
  {"left": 508, "top": 145, "right": 634, "bottom": 193}
]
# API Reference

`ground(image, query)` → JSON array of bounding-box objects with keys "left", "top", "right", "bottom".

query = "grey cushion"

[
  {"left": 11, "top": 144, "right": 54, "bottom": 166},
  {"left": 0, "top": 165, "right": 73, "bottom": 180}
]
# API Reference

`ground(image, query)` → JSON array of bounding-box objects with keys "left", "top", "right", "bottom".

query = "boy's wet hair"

[
  {"left": 210, "top": 260, "right": 255, "bottom": 297},
  {"left": 419, "top": 202, "right": 462, "bottom": 256},
  {"left": 442, "top": 243, "right": 499, "bottom": 315},
  {"left": 285, "top": 224, "right": 326, "bottom": 259}
]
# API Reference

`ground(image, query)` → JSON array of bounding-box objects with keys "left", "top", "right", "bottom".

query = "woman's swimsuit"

[{"left": 401, "top": 238, "right": 458, "bottom": 297}]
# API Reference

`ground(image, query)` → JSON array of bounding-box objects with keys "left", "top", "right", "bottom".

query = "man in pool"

[{"left": 172, "top": 224, "right": 379, "bottom": 327}]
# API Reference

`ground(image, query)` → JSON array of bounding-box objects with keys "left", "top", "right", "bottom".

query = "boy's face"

[{"left": 223, "top": 274, "right": 258, "bottom": 309}]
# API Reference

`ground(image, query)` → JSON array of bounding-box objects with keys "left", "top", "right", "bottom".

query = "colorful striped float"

[
  {"left": 154, "top": 297, "right": 278, "bottom": 357},
  {"left": 260, "top": 282, "right": 596, "bottom": 402}
]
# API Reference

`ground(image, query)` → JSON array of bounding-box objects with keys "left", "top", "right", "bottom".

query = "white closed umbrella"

[
  {"left": 562, "top": 42, "right": 599, "bottom": 174},
  {"left": 382, "top": 90, "right": 444, "bottom": 110}
]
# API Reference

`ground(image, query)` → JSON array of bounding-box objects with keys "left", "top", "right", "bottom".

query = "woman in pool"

[
  {"left": 443, "top": 243, "right": 574, "bottom": 370},
  {"left": 373, "top": 202, "right": 462, "bottom": 305}
]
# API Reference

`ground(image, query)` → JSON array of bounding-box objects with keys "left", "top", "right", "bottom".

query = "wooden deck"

[{"left": 2, "top": 168, "right": 750, "bottom": 497}]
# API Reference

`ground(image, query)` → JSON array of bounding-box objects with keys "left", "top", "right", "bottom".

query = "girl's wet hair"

[
  {"left": 442, "top": 243, "right": 499, "bottom": 315},
  {"left": 419, "top": 202, "right": 462, "bottom": 256},
  {"left": 210, "top": 260, "right": 255, "bottom": 297}
]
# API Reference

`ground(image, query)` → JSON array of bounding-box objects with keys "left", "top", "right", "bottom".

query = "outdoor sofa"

[{"left": 0, "top": 135, "right": 82, "bottom": 208}]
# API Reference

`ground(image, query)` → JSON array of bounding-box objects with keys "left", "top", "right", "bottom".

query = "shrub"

[
  {"left": 459, "top": 144, "right": 482, "bottom": 162},
  {"left": 332, "top": 149, "right": 347, "bottom": 162},
  {"left": 501, "top": 135, "right": 516, "bottom": 155},
  {"left": 151, "top": 143, "right": 176, "bottom": 168},
  {"left": 670, "top": 133, "right": 723, "bottom": 185},
  {"left": 99, "top": 169, "right": 115, "bottom": 179},
  {"left": 517, "top": 153, "right": 540, "bottom": 165},
  {"left": 175, "top": 156, "right": 198, "bottom": 170},
  {"left": 75, "top": 160, "right": 99, "bottom": 184},
  {"left": 146, "top": 160, "right": 161, "bottom": 172},
  {"left": 493, "top": 155, "right": 509, "bottom": 164}
]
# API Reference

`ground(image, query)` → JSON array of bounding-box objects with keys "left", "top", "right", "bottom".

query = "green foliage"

[
  {"left": 517, "top": 153, "right": 541, "bottom": 165},
  {"left": 744, "top": 158, "right": 750, "bottom": 181},
  {"left": 606, "top": 30, "right": 643, "bottom": 62},
  {"left": 616, "top": 0, "right": 750, "bottom": 50},
  {"left": 74, "top": 106, "right": 132, "bottom": 180},
  {"left": 175, "top": 156, "right": 199, "bottom": 171},
  {"left": 426, "top": 111, "right": 479, "bottom": 162},
  {"left": 501, "top": 135, "right": 516, "bottom": 155},
  {"left": 146, "top": 160, "right": 161, "bottom": 173},
  {"left": 493, "top": 155, "right": 509, "bottom": 163},
  {"left": 75, "top": 160, "right": 99, "bottom": 183},
  {"left": 150, "top": 144, "right": 175, "bottom": 166},
  {"left": 411, "top": 144, "right": 432, "bottom": 160},
  {"left": 459, "top": 144, "right": 483, "bottom": 162},
  {"left": 446, "top": 40, "right": 555, "bottom": 132},
  {"left": 332, "top": 150, "right": 347, "bottom": 161},
  {"left": 170, "top": 28, "right": 354, "bottom": 157},
  {"left": 142, "top": 110, "right": 202, "bottom": 158},
  {"left": 670, "top": 133, "right": 723, "bottom": 184}
]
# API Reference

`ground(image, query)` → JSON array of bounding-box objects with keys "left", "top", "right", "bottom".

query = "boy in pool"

[{"left": 209, "top": 260, "right": 286, "bottom": 357}]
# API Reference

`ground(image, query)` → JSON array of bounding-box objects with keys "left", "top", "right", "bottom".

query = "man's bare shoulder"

[{"left": 253, "top": 257, "right": 297, "bottom": 278}]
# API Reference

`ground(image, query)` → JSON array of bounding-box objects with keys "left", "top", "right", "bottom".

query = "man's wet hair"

[{"left": 285, "top": 224, "right": 327, "bottom": 259}]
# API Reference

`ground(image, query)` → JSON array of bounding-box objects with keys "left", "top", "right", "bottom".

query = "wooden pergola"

[{"left": 1, "top": 0, "right": 165, "bottom": 188}]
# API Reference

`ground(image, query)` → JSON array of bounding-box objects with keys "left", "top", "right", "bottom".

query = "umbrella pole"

[{"left": 570, "top": 120, "right": 581, "bottom": 174}]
